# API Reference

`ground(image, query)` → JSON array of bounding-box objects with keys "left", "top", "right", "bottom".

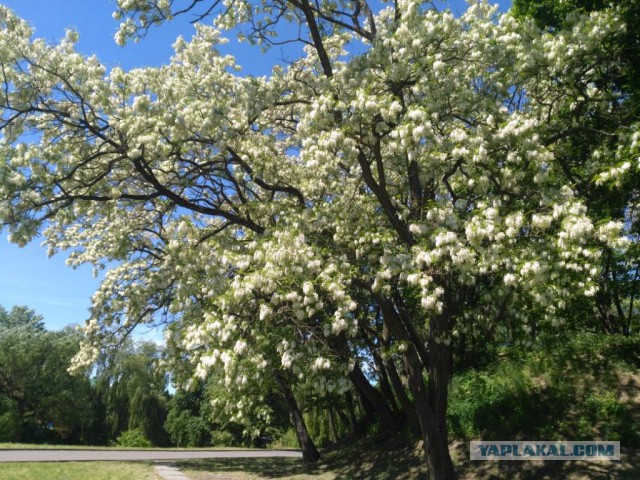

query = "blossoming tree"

[
  {"left": 0, "top": 1, "right": 636, "bottom": 478},
  {"left": 513, "top": 0, "right": 640, "bottom": 337}
]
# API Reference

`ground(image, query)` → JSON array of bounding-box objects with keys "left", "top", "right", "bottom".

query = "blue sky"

[
  {"left": 0, "top": 0, "right": 510, "bottom": 331},
  {"left": 0, "top": 0, "right": 203, "bottom": 331}
]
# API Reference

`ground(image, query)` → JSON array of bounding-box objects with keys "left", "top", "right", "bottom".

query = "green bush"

[
  {"left": 164, "top": 410, "right": 211, "bottom": 447},
  {"left": 582, "top": 392, "right": 639, "bottom": 443},
  {"left": 447, "top": 362, "right": 539, "bottom": 440},
  {"left": 115, "top": 429, "right": 152, "bottom": 448},
  {"left": 448, "top": 334, "right": 640, "bottom": 446},
  {"left": 209, "top": 430, "right": 239, "bottom": 447},
  {"left": 530, "top": 332, "right": 640, "bottom": 374},
  {"left": 270, "top": 428, "right": 299, "bottom": 449},
  {"left": 0, "top": 407, "right": 22, "bottom": 442}
]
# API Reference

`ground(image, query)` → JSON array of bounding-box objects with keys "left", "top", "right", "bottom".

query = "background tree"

[
  {"left": 91, "top": 340, "right": 170, "bottom": 446},
  {"left": 164, "top": 387, "right": 215, "bottom": 448},
  {"left": 0, "top": 306, "right": 94, "bottom": 443}
]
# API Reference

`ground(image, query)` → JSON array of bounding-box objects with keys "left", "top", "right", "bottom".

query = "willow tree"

[{"left": 0, "top": 1, "right": 635, "bottom": 478}]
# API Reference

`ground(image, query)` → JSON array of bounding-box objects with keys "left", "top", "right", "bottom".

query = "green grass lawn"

[
  {"left": 174, "top": 436, "right": 640, "bottom": 480},
  {"left": 176, "top": 436, "right": 427, "bottom": 480},
  {"left": 0, "top": 439, "right": 637, "bottom": 479},
  {"left": 0, "top": 443, "right": 253, "bottom": 451},
  {"left": 0, "top": 462, "right": 160, "bottom": 480},
  {"left": 0, "top": 444, "right": 117, "bottom": 450}
]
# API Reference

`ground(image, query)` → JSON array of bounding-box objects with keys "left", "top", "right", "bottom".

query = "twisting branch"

[{"left": 227, "top": 148, "right": 306, "bottom": 206}]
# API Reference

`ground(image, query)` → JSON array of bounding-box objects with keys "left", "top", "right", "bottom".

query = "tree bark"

[
  {"left": 336, "top": 407, "right": 352, "bottom": 435},
  {"left": 426, "top": 316, "right": 457, "bottom": 479},
  {"left": 328, "top": 406, "right": 338, "bottom": 443},
  {"left": 331, "top": 334, "right": 398, "bottom": 433},
  {"left": 345, "top": 393, "right": 361, "bottom": 432},
  {"left": 404, "top": 342, "right": 457, "bottom": 480},
  {"left": 385, "top": 359, "right": 420, "bottom": 435},
  {"left": 359, "top": 319, "right": 400, "bottom": 414},
  {"left": 275, "top": 373, "right": 320, "bottom": 463},
  {"left": 376, "top": 292, "right": 457, "bottom": 479},
  {"left": 381, "top": 319, "right": 421, "bottom": 434},
  {"left": 348, "top": 364, "right": 397, "bottom": 433},
  {"left": 372, "top": 351, "right": 400, "bottom": 414}
]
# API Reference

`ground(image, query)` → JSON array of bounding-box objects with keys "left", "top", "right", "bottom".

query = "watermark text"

[{"left": 470, "top": 441, "right": 620, "bottom": 461}]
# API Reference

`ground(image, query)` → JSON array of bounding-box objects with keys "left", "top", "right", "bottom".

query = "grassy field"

[
  {"left": 0, "top": 443, "right": 251, "bottom": 451},
  {"left": 173, "top": 435, "right": 639, "bottom": 480},
  {"left": 0, "top": 439, "right": 637, "bottom": 479},
  {"left": 0, "top": 444, "right": 127, "bottom": 450},
  {"left": 176, "top": 435, "right": 427, "bottom": 480},
  {"left": 0, "top": 462, "right": 160, "bottom": 480}
]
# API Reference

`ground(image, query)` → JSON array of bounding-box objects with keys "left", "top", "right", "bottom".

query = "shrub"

[
  {"left": 447, "top": 362, "right": 537, "bottom": 440},
  {"left": 448, "top": 334, "right": 640, "bottom": 446},
  {"left": 164, "top": 410, "right": 211, "bottom": 448},
  {"left": 209, "top": 430, "right": 238, "bottom": 447},
  {"left": 0, "top": 408, "right": 22, "bottom": 442},
  {"left": 115, "top": 429, "right": 152, "bottom": 448},
  {"left": 270, "top": 428, "right": 299, "bottom": 449}
]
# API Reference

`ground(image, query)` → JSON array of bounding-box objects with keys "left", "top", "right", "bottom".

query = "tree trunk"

[
  {"left": 345, "top": 393, "right": 361, "bottom": 432},
  {"left": 372, "top": 349, "right": 400, "bottom": 414},
  {"left": 385, "top": 359, "right": 420, "bottom": 436},
  {"left": 381, "top": 319, "right": 421, "bottom": 434},
  {"left": 358, "top": 318, "right": 400, "bottom": 414},
  {"left": 336, "top": 407, "right": 352, "bottom": 435},
  {"left": 349, "top": 363, "right": 398, "bottom": 433},
  {"left": 425, "top": 306, "right": 457, "bottom": 480},
  {"left": 328, "top": 406, "right": 338, "bottom": 443},
  {"left": 376, "top": 291, "right": 457, "bottom": 479},
  {"left": 404, "top": 344, "right": 457, "bottom": 480},
  {"left": 330, "top": 334, "right": 398, "bottom": 433},
  {"left": 354, "top": 378, "right": 377, "bottom": 427},
  {"left": 275, "top": 373, "right": 320, "bottom": 463}
]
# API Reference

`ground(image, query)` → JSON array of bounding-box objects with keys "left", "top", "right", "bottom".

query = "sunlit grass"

[
  {"left": 0, "top": 443, "right": 255, "bottom": 451},
  {"left": 0, "top": 462, "right": 159, "bottom": 480},
  {"left": 0, "top": 444, "right": 114, "bottom": 450},
  {"left": 0, "top": 439, "right": 636, "bottom": 480}
]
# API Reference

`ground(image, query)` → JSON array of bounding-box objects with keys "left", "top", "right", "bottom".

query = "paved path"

[
  {"left": 0, "top": 449, "right": 302, "bottom": 463},
  {"left": 154, "top": 463, "right": 190, "bottom": 480}
]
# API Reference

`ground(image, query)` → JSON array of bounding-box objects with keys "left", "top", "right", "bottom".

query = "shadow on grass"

[
  {"left": 177, "top": 335, "right": 640, "bottom": 479},
  {"left": 454, "top": 443, "right": 640, "bottom": 480},
  {"left": 174, "top": 434, "right": 428, "bottom": 479},
  {"left": 320, "top": 434, "right": 427, "bottom": 480},
  {"left": 174, "top": 456, "right": 321, "bottom": 478},
  {"left": 173, "top": 440, "right": 640, "bottom": 480}
]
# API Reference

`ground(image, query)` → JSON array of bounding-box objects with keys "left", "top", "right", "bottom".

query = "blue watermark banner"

[{"left": 470, "top": 441, "right": 620, "bottom": 461}]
